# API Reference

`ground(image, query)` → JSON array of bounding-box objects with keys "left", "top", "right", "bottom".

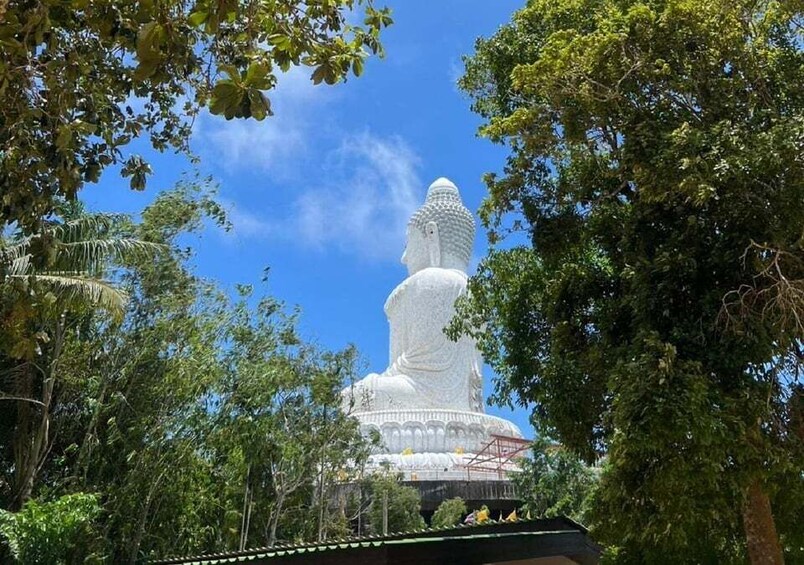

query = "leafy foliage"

[
  {"left": 0, "top": 493, "right": 102, "bottom": 564},
  {"left": 0, "top": 207, "right": 164, "bottom": 511},
  {"left": 513, "top": 439, "right": 597, "bottom": 524},
  {"left": 0, "top": 0, "right": 392, "bottom": 230},
  {"left": 431, "top": 497, "right": 467, "bottom": 529},
  {"left": 210, "top": 287, "right": 372, "bottom": 549},
  {"left": 1, "top": 213, "right": 164, "bottom": 325},
  {"left": 365, "top": 470, "right": 426, "bottom": 534},
  {"left": 0, "top": 179, "right": 375, "bottom": 561},
  {"left": 456, "top": 0, "right": 804, "bottom": 561}
]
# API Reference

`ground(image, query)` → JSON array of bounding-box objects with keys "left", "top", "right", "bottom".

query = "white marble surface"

[{"left": 345, "top": 267, "right": 482, "bottom": 412}]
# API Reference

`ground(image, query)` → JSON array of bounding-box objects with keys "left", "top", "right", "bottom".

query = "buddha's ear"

[{"left": 425, "top": 221, "right": 441, "bottom": 267}]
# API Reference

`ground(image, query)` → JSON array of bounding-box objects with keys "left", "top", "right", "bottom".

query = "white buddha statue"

[
  {"left": 341, "top": 177, "right": 522, "bottom": 476},
  {"left": 342, "top": 177, "right": 484, "bottom": 413}
]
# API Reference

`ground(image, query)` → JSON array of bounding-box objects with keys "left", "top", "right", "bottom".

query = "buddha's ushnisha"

[{"left": 342, "top": 178, "right": 484, "bottom": 413}]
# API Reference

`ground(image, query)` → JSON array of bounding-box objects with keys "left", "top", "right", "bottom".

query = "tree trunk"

[
  {"left": 239, "top": 465, "right": 252, "bottom": 551},
  {"left": 128, "top": 469, "right": 165, "bottom": 565},
  {"left": 266, "top": 490, "right": 285, "bottom": 548},
  {"left": 10, "top": 382, "right": 35, "bottom": 511},
  {"left": 742, "top": 478, "right": 784, "bottom": 565},
  {"left": 10, "top": 365, "right": 48, "bottom": 511},
  {"left": 317, "top": 445, "right": 327, "bottom": 542},
  {"left": 9, "top": 320, "right": 64, "bottom": 510}
]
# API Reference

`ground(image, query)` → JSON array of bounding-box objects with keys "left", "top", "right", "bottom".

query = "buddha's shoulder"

[
  {"left": 385, "top": 268, "right": 467, "bottom": 313},
  {"left": 409, "top": 267, "right": 468, "bottom": 286},
  {"left": 403, "top": 268, "right": 468, "bottom": 296}
]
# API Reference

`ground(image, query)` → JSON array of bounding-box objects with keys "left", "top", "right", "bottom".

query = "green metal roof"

[
  {"left": 153, "top": 517, "right": 596, "bottom": 565},
  {"left": 170, "top": 531, "right": 579, "bottom": 565}
]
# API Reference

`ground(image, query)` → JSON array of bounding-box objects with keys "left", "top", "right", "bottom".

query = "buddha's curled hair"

[{"left": 409, "top": 179, "right": 475, "bottom": 267}]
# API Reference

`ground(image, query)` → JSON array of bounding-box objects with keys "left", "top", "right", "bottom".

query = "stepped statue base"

[{"left": 355, "top": 409, "right": 523, "bottom": 480}]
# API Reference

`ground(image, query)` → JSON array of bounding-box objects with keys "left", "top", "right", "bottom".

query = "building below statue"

[{"left": 342, "top": 178, "right": 524, "bottom": 480}]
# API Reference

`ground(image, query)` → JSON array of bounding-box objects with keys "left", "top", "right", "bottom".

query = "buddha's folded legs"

[{"left": 341, "top": 372, "right": 419, "bottom": 412}]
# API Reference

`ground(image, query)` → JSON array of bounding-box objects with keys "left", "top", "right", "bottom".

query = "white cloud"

[
  {"left": 224, "top": 199, "right": 276, "bottom": 239},
  {"left": 448, "top": 57, "right": 465, "bottom": 91},
  {"left": 196, "top": 67, "right": 424, "bottom": 261},
  {"left": 292, "top": 133, "right": 421, "bottom": 259},
  {"left": 203, "top": 116, "right": 305, "bottom": 175},
  {"left": 218, "top": 132, "right": 423, "bottom": 261},
  {"left": 195, "top": 66, "right": 326, "bottom": 175}
]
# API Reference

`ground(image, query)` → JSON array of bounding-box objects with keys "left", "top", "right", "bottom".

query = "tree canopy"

[
  {"left": 456, "top": 0, "right": 804, "bottom": 562},
  {"left": 0, "top": 180, "right": 379, "bottom": 562},
  {"left": 0, "top": 0, "right": 391, "bottom": 230}
]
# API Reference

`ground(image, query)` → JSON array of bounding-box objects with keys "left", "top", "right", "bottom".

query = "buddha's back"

[{"left": 384, "top": 266, "right": 481, "bottom": 412}]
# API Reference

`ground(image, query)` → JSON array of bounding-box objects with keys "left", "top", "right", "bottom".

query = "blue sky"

[{"left": 83, "top": 0, "right": 534, "bottom": 436}]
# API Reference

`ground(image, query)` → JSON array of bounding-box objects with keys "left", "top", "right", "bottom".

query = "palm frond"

[
  {"left": 0, "top": 238, "right": 32, "bottom": 263},
  {"left": 1, "top": 213, "right": 161, "bottom": 320},
  {"left": 6, "top": 274, "right": 128, "bottom": 317},
  {"left": 50, "top": 214, "right": 130, "bottom": 243},
  {"left": 55, "top": 239, "right": 166, "bottom": 271},
  {"left": 6, "top": 254, "right": 32, "bottom": 276}
]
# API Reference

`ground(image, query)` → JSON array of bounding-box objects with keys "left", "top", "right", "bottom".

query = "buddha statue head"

[{"left": 402, "top": 177, "right": 476, "bottom": 275}]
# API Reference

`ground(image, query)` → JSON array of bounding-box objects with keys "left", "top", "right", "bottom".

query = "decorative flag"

[{"left": 506, "top": 509, "right": 517, "bottom": 522}]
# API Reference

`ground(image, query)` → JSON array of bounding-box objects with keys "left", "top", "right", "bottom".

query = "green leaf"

[
  {"left": 133, "top": 58, "right": 158, "bottom": 82},
  {"left": 209, "top": 81, "right": 244, "bottom": 119},
  {"left": 268, "top": 34, "right": 292, "bottom": 51},
  {"left": 218, "top": 64, "right": 241, "bottom": 84},
  {"left": 188, "top": 10, "right": 208, "bottom": 27},
  {"left": 56, "top": 126, "right": 72, "bottom": 151},
  {"left": 136, "top": 21, "right": 163, "bottom": 59},
  {"left": 352, "top": 57, "right": 364, "bottom": 77},
  {"left": 245, "top": 62, "right": 272, "bottom": 89},
  {"left": 311, "top": 65, "right": 327, "bottom": 85},
  {"left": 247, "top": 89, "right": 272, "bottom": 121}
]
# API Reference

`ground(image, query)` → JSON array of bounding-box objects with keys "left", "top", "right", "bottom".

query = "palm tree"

[
  {"left": 0, "top": 213, "right": 164, "bottom": 509},
  {"left": 1, "top": 214, "right": 164, "bottom": 315}
]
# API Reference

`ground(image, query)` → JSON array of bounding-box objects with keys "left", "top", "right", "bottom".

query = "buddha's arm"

[
  {"left": 386, "top": 270, "right": 465, "bottom": 374},
  {"left": 388, "top": 309, "right": 404, "bottom": 370}
]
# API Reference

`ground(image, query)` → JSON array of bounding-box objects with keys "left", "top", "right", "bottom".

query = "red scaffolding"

[{"left": 462, "top": 434, "right": 531, "bottom": 480}]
